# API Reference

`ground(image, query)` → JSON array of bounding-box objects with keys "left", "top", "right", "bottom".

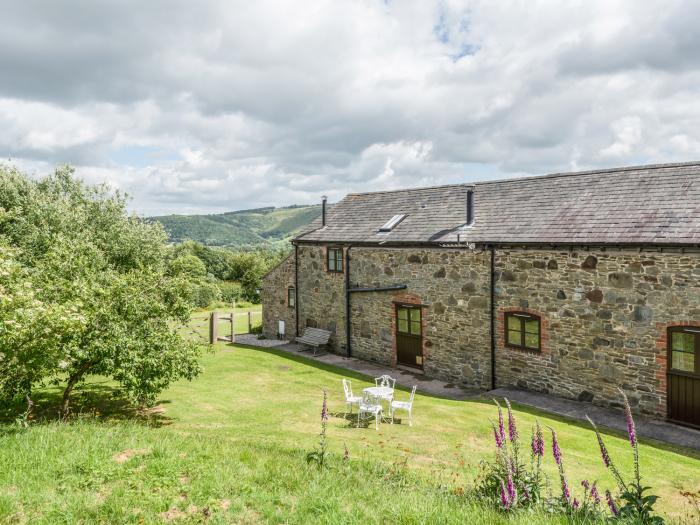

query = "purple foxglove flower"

[
  {"left": 499, "top": 479, "right": 510, "bottom": 509},
  {"left": 550, "top": 428, "right": 562, "bottom": 466},
  {"left": 321, "top": 390, "right": 328, "bottom": 422},
  {"left": 587, "top": 416, "right": 611, "bottom": 468},
  {"left": 561, "top": 474, "right": 571, "bottom": 504},
  {"left": 581, "top": 479, "right": 590, "bottom": 492},
  {"left": 572, "top": 498, "right": 579, "bottom": 510},
  {"left": 505, "top": 398, "right": 518, "bottom": 442},
  {"left": 492, "top": 422, "right": 504, "bottom": 449},
  {"left": 619, "top": 389, "right": 637, "bottom": 447},
  {"left": 606, "top": 490, "right": 619, "bottom": 517},
  {"left": 494, "top": 399, "right": 506, "bottom": 444},
  {"left": 531, "top": 421, "right": 545, "bottom": 457},
  {"left": 507, "top": 471, "right": 516, "bottom": 504},
  {"left": 591, "top": 484, "right": 600, "bottom": 505}
]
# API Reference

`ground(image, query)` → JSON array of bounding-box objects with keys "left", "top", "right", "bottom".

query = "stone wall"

[
  {"left": 494, "top": 248, "right": 700, "bottom": 417},
  {"left": 261, "top": 252, "right": 296, "bottom": 340},
  {"left": 297, "top": 245, "right": 347, "bottom": 352},
  {"left": 262, "top": 242, "right": 700, "bottom": 418},
  {"left": 348, "top": 247, "right": 492, "bottom": 389}
]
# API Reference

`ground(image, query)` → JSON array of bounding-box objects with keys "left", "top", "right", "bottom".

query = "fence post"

[
  {"left": 247, "top": 311, "right": 252, "bottom": 333},
  {"left": 209, "top": 311, "right": 218, "bottom": 344},
  {"left": 230, "top": 311, "right": 235, "bottom": 344}
]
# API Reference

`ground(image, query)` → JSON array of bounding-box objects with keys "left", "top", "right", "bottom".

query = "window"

[
  {"left": 378, "top": 214, "right": 407, "bottom": 232},
  {"left": 287, "top": 287, "right": 296, "bottom": 308},
  {"left": 668, "top": 327, "right": 699, "bottom": 374},
  {"left": 505, "top": 312, "right": 541, "bottom": 351},
  {"left": 397, "top": 306, "right": 421, "bottom": 336},
  {"left": 327, "top": 247, "right": 343, "bottom": 273}
]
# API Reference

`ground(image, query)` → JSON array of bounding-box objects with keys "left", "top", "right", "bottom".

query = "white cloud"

[{"left": 1, "top": 0, "right": 700, "bottom": 215}]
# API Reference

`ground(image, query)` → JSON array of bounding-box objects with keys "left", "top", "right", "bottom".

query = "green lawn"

[{"left": 1, "top": 337, "right": 699, "bottom": 524}]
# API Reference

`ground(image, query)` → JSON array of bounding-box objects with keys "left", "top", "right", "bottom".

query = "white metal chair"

[
  {"left": 358, "top": 391, "right": 383, "bottom": 430},
  {"left": 342, "top": 379, "right": 362, "bottom": 416},
  {"left": 391, "top": 385, "right": 417, "bottom": 426},
  {"left": 375, "top": 375, "right": 396, "bottom": 388},
  {"left": 374, "top": 374, "right": 396, "bottom": 405}
]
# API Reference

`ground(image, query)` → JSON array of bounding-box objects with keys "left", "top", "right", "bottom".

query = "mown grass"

[{"left": 1, "top": 339, "right": 699, "bottom": 523}]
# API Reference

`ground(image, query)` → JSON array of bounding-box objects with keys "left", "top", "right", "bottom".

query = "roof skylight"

[{"left": 378, "top": 214, "right": 407, "bottom": 232}]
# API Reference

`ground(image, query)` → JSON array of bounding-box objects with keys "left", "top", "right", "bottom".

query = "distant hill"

[{"left": 150, "top": 204, "right": 321, "bottom": 248}]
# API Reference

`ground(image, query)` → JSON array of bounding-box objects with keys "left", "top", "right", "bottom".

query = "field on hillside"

[
  {"left": 1, "top": 334, "right": 699, "bottom": 523},
  {"left": 150, "top": 205, "right": 321, "bottom": 248}
]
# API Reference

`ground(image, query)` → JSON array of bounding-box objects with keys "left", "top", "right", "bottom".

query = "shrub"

[
  {"left": 189, "top": 281, "right": 222, "bottom": 308},
  {"left": 218, "top": 281, "right": 243, "bottom": 304}
]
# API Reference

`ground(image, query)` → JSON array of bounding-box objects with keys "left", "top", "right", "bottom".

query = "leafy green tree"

[
  {"left": 0, "top": 165, "right": 203, "bottom": 413},
  {"left": 167, "top": 254, "right": 207, "bottom": 279}
]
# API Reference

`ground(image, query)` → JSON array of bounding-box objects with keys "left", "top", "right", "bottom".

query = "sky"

[{"left": 2, "top": 0, "right": 700, "bottom": 216}]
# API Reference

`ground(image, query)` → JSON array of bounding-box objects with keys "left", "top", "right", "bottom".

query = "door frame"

[
  {"left": 395, "top": 303, "right": 424, "bottom": 370},
  {"left": 666, "top": 326, "right": 700, "bottom": 429}
]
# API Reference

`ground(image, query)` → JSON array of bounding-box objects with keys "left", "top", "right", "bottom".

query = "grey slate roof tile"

[{"left": 295, "top": 162, "right": 700, "bottom": 245}]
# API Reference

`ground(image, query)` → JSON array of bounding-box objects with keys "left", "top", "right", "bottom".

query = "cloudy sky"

[{"left": 2, "top": 1, "right": 700, "bottom": 215}]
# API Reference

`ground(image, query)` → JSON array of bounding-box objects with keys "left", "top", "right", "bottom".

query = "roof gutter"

[{"left": 294, "top": 239, "right": 700, "bottom": 250}]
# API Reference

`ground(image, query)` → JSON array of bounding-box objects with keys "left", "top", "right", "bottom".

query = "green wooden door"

[{"left": 396, "top": 306, "right": 423, "bottom": 369}]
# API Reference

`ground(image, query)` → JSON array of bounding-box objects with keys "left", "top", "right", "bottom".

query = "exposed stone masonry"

[
  {"left": 262, "top": 244, "right": 700, "bottom": 418},
  {"left": 494, "top": 249, "right": 700, "bottom": 417},
  {"left": 261, "top": 253, "right": 295, "bottom": 340}
]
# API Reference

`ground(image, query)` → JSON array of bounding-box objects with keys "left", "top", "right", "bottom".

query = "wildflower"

[
  {"left": 590, "top": 483, "right": 601, "bottom": 505},
  {"left": 499, "top": 478, "right": 511, "bottom": 509},
  {"left": 506, "top": 470, "right": 517, "bottom": 504},
  {"left": 531, "top": 421, "right": 544, "bottom": 457},
  {"left": 551, "top": 428, "right": 562, "bottom": 466},
  {"left": 343, "top": 442, "right": 349, "bottom": 462},
  {"left": 321, "top": 390, "right": 328, "bottom": 422},
  {"left": 494, "top": 399, "right": 506, "bottom": 445},
  {"left": 581, "top": 479, "right": 590, "bottom": 492},
  {"left": 561, "top": 473, "right": 571, "bottom": 504},
  {"left": 619, "top": 388, "right": 637, "bottom": 447},
  {"left": 505, "top": 398, "right": 518, "bottom": 442},
  {"left": 605, "top": 490, "right": 619, "bottom": 517},
  {"left": 586, "top": 416, "right": 626, "bottom": 491},
  {"left": 586, "top": 416, "right": 610, "bottom": 467},
  {"left": 572, "top": 498, "right": 579, "bottom": 510},
  {"left": 492, "top": 422, "right": 504, "bottom": 449}
]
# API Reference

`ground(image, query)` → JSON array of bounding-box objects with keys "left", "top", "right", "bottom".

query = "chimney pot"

[{"left": 321, "top": 195, "right": 327, "bottom": 226}]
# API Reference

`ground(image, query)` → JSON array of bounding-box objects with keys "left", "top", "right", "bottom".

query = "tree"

[{"left": 0, "top": 165, "right": 204, "bottom": 413}]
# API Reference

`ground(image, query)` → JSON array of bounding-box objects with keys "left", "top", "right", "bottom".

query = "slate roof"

[{"left": 295, "top": 162, "right": 700, "bottom": 246}]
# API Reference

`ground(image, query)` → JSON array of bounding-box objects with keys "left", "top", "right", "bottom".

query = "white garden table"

[{"left": 363, "top": 386, "right": 394, "bottom": 421}]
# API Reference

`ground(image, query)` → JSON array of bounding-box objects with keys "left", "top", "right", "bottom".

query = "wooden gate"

[
  {"left": 209, "top": 311, "right": 236, "bottom": 344},
  {"left": 396, "top": 305, "right": 423, "bottom": 369},
  {"left": 667, "top": 327, "right": 700, "bottom": 428}
]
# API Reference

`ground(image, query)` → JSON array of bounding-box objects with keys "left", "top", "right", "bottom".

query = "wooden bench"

[{"left": 296, "top": 327, "right": 331, "bottom": 356}]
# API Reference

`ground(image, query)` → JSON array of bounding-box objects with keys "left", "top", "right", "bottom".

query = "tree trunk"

[{"left": 61, "top": 362, "right": 93, "bottom": 416}]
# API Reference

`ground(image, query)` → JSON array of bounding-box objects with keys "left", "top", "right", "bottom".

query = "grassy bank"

[{"left": 1, "top": 340, "right": 698, "bottom": 523}]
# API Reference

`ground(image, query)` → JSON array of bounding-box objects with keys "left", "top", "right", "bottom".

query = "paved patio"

[{"left": 238, "top": 335, "right": 700, "bottom": 452}]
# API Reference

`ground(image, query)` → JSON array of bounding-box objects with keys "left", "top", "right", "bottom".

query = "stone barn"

[{"left": 262, "top": 162, "right": 700, "bottom": 427}]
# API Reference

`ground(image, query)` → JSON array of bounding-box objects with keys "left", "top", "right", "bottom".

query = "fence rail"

[{"left": 183, "top": 309, "right": 262, "bottom": 345}]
